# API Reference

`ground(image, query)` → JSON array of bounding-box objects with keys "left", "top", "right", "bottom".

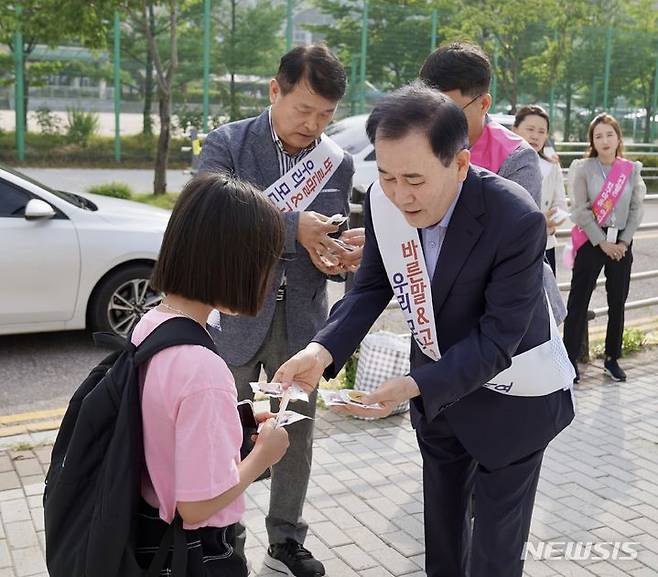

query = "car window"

[
  {"left": 0, "top": 163, "right": 93, "bottom": 210},
  {"left": 0, "top": 179, "right": 30, "bottom": 217}
]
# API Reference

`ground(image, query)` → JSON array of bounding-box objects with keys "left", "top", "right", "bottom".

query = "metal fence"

[{"left": 3, "top": 0, "right": 658, "bottom": 164}]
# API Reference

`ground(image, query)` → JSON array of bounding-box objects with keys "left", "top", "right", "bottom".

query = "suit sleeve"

[
  {"left": 313, "top": 189, "right": 393, "bottom": 377},
  {"left": 198, "top": 129, "right": 233, "bottom": 174},
  {"left": 199, "top": 128, "right": 299, "bottom": 254},
  {"left": 619, "top": 161, "right": 646, "bottom": 244},
  {"left": 499, "top": 147, "right": 542, "bottom": 208},
  {"left": 409, "top": 209, "right": 546, "bottom": 422}
]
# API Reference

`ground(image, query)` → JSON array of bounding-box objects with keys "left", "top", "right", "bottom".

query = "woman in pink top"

[{"left": 133, "top": 172, "right": 289, "bottom": 576}]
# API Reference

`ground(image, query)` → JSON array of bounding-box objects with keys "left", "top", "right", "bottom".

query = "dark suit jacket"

[
  {"left": 314, "top": 167, "right": 574, "bottom": 470},
  {"left": 198, "top": 110, "right": 354, "bottom": 366}
]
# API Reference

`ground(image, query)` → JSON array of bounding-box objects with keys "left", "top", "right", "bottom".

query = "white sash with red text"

[
  {"left": 369, "top": 180, "right": 574, "bottom": 397},
  {"left": 263, "top": 134, "right": 345, "bottom": 213}
]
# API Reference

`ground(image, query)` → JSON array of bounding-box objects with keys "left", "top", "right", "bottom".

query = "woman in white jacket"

[{"left": 513, "top": 105, "right": 567, "bottom": 275}]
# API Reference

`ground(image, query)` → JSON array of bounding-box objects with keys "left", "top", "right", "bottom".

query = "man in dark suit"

[
  {"left": 274, "top": 84, "right": 574, "bottom": 577},
  {"left": 199, "top": 45, "right": 358, "bottom": 577}
]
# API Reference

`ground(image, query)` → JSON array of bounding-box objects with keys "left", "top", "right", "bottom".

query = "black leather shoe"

[
  {"left": 604, "top": 357, "right": 626, "bottom": 382},
  {"left": 265, "top": 540, "right": 325, "bottom": 577}
]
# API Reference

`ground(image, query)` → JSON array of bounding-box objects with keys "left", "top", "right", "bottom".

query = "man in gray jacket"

[
  {"left": 419, "top": 42, "right": 566, "bottom": 322},
  {"left": 199, "top": 45, "right": 357, "bottom": 577}
]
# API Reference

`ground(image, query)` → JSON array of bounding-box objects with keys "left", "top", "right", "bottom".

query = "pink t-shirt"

[{"left": 132, "top": 309, "right": 245, "bottom": 530}]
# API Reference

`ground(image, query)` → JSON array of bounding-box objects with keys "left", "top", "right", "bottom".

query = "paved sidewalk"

[{"left": 1, "top": 348, "right": 657, "bottom": 577}]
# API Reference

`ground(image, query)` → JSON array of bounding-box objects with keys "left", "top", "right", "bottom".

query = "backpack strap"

[
  {"left": 134, "top": 316, "right": 218, "bottom": 367},
  {"left": 145, "top": 514, "right": 187, "bottom": 577}
]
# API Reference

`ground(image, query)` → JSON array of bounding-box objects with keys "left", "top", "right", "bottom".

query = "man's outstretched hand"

[
  {"left": 273, "top": 342, "right": 334, "bottom": 394},
  {"left": 332, "top": 375, "right": 421, "bottom": 419}
]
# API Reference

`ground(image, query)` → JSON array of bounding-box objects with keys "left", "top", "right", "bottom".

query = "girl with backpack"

[{"left": 133, "top": 172, "right": 290, "bottom": 576}]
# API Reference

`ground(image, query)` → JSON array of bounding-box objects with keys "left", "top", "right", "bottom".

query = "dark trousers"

[
  {"left": 563, "top": 241, "right": 633, "bottom": 362},
  {"left": 416, "top": 414, "right": 544, "bottom": 577}
]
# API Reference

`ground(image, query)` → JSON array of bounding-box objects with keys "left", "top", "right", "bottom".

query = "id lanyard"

[{"left": 599, "top": 161, "right": 618, "bottom": 243}]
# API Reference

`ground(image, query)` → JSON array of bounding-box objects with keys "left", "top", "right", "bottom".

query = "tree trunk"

[
  {"left": 154, "top": 88, "right": 170, "bottom": 195},
  {"left": 143, "top": 56, "right": 154, "bottom": 135},
  {"left": 230, "top": 72, "right": 238, "bottom": 120},
  {"left": 143, "top": 4, "right": 156, "bottom": 135}
]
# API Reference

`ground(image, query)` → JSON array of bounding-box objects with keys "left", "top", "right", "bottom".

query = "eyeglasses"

[{"left": 462, "top": 93, "right": 483, "bottom": 111}]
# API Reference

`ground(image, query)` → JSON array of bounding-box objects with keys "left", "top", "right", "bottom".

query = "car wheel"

[{"left": 90, "top": 264, "right": 162, "bottom": 337}]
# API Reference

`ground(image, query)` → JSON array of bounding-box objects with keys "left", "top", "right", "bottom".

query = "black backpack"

[{"left": 44, "top": 317, "right": 218, "bottom": 577}]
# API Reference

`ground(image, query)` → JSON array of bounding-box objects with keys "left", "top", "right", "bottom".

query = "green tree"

[
  {"left": 120, "top": 5, "right": 159, "bottom": 135},
  {"left": 453, "top": 0, "right": 566, "bottom": 113},
  {"left": 0, "top": 1, "right": 115, "bottom": 128},
  {"left": 312, "top": 0, "right": 453, "bottom": 91},
  {"left": 612, "top": 1, "right": 658, "bottom": 141},
  {"left": 518, "top": 0, "right": 593, "bottom": 139},
  {"left": 215, "top": 0, "right": 285, "bottom": 120},
  {"left": 122, "top": 0, "right": 199, "bottom": 195}
]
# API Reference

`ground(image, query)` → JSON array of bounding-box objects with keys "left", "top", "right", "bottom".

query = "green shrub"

[
  {"left": 132, "top": 192, "right": 178, "bottom": 209},
  {"left": 34, "top": 107, "right": 62, "bottom": 135},
  {"left": 66, "top": 108, "right": 99, "bottom": 147},
  {"left": 87, "top": 182, "right": 133, "bottom": 199},
  {"left": 0, "top": 131, "right": 189, "bottom": 168},
  {"left": 591, "top": 328, "right": 647, "bottom": 358},
  {"left": 341, "top": 348, "right": 359, "bottom": 389}
]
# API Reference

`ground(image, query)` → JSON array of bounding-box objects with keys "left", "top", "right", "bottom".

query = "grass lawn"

[{"left": 132, "top": 192, "right": 179, "bottom": 210}]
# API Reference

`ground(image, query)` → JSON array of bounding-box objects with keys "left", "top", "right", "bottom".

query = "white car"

[
  {"left": 326, "top": 113, "right": 518, "bottom": 193},
  {"left": 0, "top": 164, "right": 169, "bottom": 337}
]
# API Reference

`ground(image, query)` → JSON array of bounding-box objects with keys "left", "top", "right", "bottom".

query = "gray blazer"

[
  {"left": 198, "top": 110, "right": 354, "bottom": 366},
  {"left": 569, "top": 158, "right": 646, "bottom": 246},
  {"left": 496, "top": 138, "right": 566, "bottom": 323},
  {"left": 499, "top": 142, "right": 542, "bottom": 207}
]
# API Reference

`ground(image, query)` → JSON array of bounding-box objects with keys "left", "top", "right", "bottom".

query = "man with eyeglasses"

[
  {"left": 419, "top": 41, "right": 566, "bottom": 323},
  {"left": 419, "top": 42, "right": 541, "bottom": 205}
]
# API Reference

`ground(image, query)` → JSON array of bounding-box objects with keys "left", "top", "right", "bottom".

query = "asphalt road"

[{"left": 21, "top": 167, "right": 192, "bottom": 194}]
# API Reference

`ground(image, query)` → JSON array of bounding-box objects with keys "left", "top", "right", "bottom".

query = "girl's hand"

[
  {"left": 255, "top": 411, "right": 275, "bottom": 423},
  {"left": 253, "top": 418, "right": 289, "bottom": 467}
]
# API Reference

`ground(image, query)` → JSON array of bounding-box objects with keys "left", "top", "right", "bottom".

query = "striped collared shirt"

[{"left": 268, "top": 107, "right": 319, "bottom": 177}]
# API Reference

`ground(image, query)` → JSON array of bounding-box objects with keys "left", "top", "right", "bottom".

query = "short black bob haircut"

[
  {"left": 365, "top": 82, "right": 469, "bottom": 168},
  {"left": 151, "top": 172, "right": 284, "bottom": 317},
  {"left": 276, "top": 44, "right": 346, "bottom": 102},
  {"left": 419, "top": 41, "right": 491, "bottom": 98}
]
